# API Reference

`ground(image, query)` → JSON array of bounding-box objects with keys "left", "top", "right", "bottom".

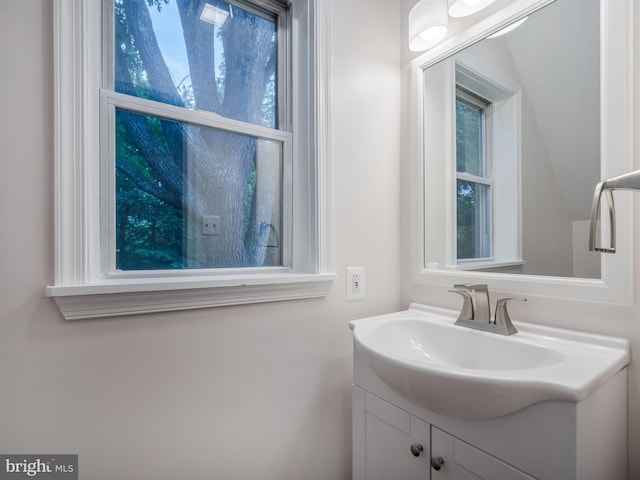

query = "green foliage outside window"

[
  {"left": 113, "top": 0, "right": 282, "bottom": 270},
  {"left": 456, "top": 93, "right": 490, "bottom": 260}
]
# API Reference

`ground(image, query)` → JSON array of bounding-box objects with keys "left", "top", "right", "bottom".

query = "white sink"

[{"left": 350, "top": 304, "right": 629, "bottom": 420}]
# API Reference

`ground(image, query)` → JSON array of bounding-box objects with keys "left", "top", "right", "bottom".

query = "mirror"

[{"left": 410, "top": 0, "right": 633, "bottom": 302}]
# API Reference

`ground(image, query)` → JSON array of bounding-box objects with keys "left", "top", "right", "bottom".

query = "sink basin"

[{"left": 350, "top": 304, "right": 629, "bottom": 420}]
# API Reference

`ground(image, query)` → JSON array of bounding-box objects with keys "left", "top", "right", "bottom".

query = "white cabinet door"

[
  {"left": 353, "top": 387, "right": 430, "bottom": 480},
  {"left": 431, "top": 427, "right": 536, "bottom": 480}
]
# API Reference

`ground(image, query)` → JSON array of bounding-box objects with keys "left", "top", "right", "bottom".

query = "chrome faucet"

[
  {"left": 449, "top": 284, "right": 526, "bottom": 336},
  {"left": 453, "top": 284, "right": 491, "bottom": 323}
]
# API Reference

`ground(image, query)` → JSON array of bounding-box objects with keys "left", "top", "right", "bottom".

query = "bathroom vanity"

[{"left": 350, "top": 305, "right": 629, "bottom": 479}]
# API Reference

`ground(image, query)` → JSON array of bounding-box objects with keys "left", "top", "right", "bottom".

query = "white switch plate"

[{"left": 346, "top": 266, "right": 365, "bottom": 302}]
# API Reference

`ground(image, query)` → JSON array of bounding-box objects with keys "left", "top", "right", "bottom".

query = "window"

[
  {"left": 451, "top": 62, "right": 522, "bottom": 271},
  {"left": 455, "top": 87, "right": 492, "bottom": 261},
  {"left": 48, "top": 0, "right": 334, "bottom": 320},
  {"left": 451, "top": 61, "right": 521, "bottom": 271},
  {"left": 421, "top": 57, "right": 521, "bottom": 273},
  {"left": 107, "top": 0, "right": 287, "bottom": 271}
]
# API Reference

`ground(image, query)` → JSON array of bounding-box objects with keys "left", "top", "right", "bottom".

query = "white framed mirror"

[{"left": 409, "top": 0, "right": 633, "bottom": 303}]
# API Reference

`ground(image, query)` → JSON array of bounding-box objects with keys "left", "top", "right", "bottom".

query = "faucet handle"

[
  {"left": 455, "top": 284, "right": 491, "bottom": 323},
  {"left": 448, "top": 289, "right": 474, "bottom": 321},
  {"left": 494, "top": 297, "right": 527, "bottom": 335},
  {"left": 495, "top": 296, "right": 527, "bottom": 308},
  {"left": 454, "top": 283, "right": 488, "bottom": 292}
]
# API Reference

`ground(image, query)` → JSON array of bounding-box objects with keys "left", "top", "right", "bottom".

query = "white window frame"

[
  {"left": 455, "top": 87, "right": 494, "bottom": 263},
  {"left": 452, "top": 58, "right": 522, "bottom": 271},
  {"left": 47, "top": 0, "right": 334, "bottom": 320}
]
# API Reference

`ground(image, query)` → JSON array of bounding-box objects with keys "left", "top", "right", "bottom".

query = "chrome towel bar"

[{"left": 589, "top": 169, "right": 640, "bottom": 253}]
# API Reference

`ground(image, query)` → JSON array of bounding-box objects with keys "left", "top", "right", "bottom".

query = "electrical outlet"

[
  {"left": 202, "top": 215, "right": 220, "bottom": 236},
  {"left": 346, "top": 266, "right": 365, "bottom": 302}
]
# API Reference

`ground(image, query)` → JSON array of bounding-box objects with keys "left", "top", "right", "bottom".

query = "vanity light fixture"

[
  {"left": 409, "top": 0, "right": 500, "bottom": 52},
  {"left": 448, "top": 0, "right": 497, "bottom": 18},
  {"left": 409, "top": 0, "right": 449, "bottom": 52}
]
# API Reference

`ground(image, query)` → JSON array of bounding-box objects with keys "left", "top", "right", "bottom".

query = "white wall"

[
  {"left": 401, "top": 1, "right": 640, "bottom": 478},
  {"left": 0, "top": 1, "right": 402, "bottom": 478}
]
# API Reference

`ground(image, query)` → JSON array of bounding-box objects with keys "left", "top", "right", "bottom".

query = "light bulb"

[
  {"left": 409, "top": 0, "right": 448, "bottom": 52},
  {"left": 420, "top": 25, "right": 448, "bottom": 43}
]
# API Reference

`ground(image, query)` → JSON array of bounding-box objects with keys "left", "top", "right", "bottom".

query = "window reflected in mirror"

[
  {"left": 423, "top": 0, "right": 600, "bottom": 278},
  {"left": 455, "top": 88, "right": 492, "bottom": 261}
]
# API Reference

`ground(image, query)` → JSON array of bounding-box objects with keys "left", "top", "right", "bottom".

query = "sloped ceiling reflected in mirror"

[
  {"left": 483, "top": 0, "right": 600, "bottom": 277},
  {"left": 506, "top": 0, "right": 599, "bottom": 222}
]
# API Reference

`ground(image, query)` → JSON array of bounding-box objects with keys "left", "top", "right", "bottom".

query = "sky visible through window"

[{"left": 147, "top": 1, "right": 225, "bottom": 110}]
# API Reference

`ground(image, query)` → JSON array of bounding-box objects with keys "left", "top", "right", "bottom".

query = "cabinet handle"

[
  {"left": 430, "top": 456, "right": 445, "bottom": 471},
  {"left": 409, "top": 444, "right": 424, "bottom": 457}
]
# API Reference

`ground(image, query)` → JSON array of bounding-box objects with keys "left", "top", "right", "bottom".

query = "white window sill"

[{"left": 46, "top": 273, "right": 336, "bottom": 320}]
